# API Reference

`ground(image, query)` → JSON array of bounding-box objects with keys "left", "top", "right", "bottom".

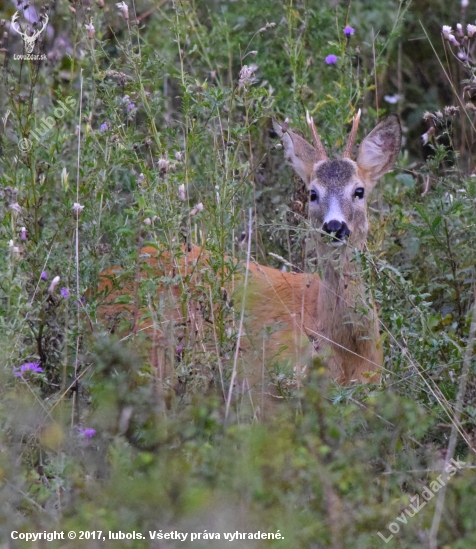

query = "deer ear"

[
  {"left": 273, "top": 119, "right": 320, "bottom": 185},
  {"left": 356, "top": 115, "right": 401, "bottom": 183}
]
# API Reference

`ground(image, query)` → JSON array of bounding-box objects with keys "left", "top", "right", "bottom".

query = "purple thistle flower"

[
  {"left": 325, "top": 54, "right": 338, "bottom": 65},
  {"left": 41, "top": 270, "right": 48, "bottom": 280},
  {"left": 344, "top": 25, "right": 355, "bottom": 36},
  {"left": 14, "top": 362, "right": 43, "bottom": 377},
  {"left": 100, "top": 122, "right": 108, "bottom": 132},
  {"left": 61, "top": 287, "right": 70, "bottom": 299},
  {"left": 78, "top": 427, "right": 96, "bottom": 438}
]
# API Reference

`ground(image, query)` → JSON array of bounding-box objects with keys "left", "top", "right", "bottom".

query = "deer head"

[
  {"left": 11, "top": 11, "right": 49, "bottom": 54},
  {"left": 274, "top": 113, "right": 401, "bottom": 252}
]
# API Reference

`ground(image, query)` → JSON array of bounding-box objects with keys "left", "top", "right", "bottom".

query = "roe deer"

[{"left": 96, "top": 112, "right": 401, "bottom": 414}]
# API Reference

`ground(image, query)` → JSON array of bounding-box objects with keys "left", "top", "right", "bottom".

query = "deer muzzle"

[{"left": 322, "top": 220, "right": 351, "bottom": 246}]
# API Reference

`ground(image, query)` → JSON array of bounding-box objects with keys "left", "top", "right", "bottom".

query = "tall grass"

[{"left": 0, "top": 0, "right": 475, "bottom": 547}]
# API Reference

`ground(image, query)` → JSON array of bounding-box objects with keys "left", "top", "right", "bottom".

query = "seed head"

[
  {"left": 421, "top": 127, "right": 435, "bottom": 145},
  {"left": 48, "top": 275, "right": 60, "bottom": 293},
  {"left": 258, "top": 21, "right": 276, "bottom": 32},
  {"left": 10, "top": 203, "right": 22, "bottom": 214},
  {"left": 178, "top": 184, "right": 186, "bottom": 201},
  {"left": 442, "top": 25, "right": 453, "bottom": 39},
  {"left": 158, "top": 158, "right": 170, "bottom": 174},
  {"left": 72, "top": 202, "right": 85, "bottom": 213},
  {"left": 448, "top": 34, "right": 460, "bottom": 46},
  {"left": 116, "top": 1, "right": 129, "bottom": 20},
  {"left": 444, "top": 105, "right": 459, "bottom": 116},
  {"left": 238, "top": 64, "right": 258, "bottom": 88},
  {"left": 85, "top": 22, "right": 95, "bottom": 39},
  {"left": 8, "top": 240, "right": 20, "bottom": 256},
  {"left": 384, "top": 94, "right": 401, "bottom": 104},
  {"left": 189, "top": 202, "right": 204, "bottom": 216}
]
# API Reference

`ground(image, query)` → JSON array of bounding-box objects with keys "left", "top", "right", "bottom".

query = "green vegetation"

[{"left": 0, "top": 0, "right": 475, "bottom": 547}]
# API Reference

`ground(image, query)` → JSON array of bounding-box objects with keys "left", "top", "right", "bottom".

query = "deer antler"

[
  {"left": 30, "top": 14, "right": 49, "bottom": 41},
  {"left": 343, "top": 108, "right": 361, "bottom": 158},
  {"left": 306, "top": 110, "right": 327, "bottom": 161},
  {"left": 11, "top": 12, "right": 24, "bottom": 37}
]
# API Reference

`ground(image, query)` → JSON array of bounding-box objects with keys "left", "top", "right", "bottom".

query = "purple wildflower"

[
  {"left": 126, "top": 102, "right": 136, "bottom": 112},
  {"left": 14, "top": 362, "right": 43, "bottom": 377},
  {"left": 100, "top": 122, "right": 108, "bottom": 132},
  {"left": 344, "top": 26, "right": 355, "bottom": 36},
  {"left": 41, "top": 270, "right": 48, "bottom": 280},
  {"left": 78, "top": 427, "right": 96, "bottom": 438},
  {"left": 61, "top": 287, "right": 70, "bottom": 299},
  {"left": 20, "top": 227, "right": 27, "bottom": 240},
  {"left": 325, "top": 54, "right": 338, "bottom": 65}
]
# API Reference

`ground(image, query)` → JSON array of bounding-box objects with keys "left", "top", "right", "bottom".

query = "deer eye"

[
  {"left": 354, "top": 188, "right": 365, "bottom": 199},
  {"left": 310, "top": 189, "right": 318, "bottom": 202}
]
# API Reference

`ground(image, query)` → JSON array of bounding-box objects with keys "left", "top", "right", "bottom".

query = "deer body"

[
  {"left": 97, "top": 245, "right": 320, "bottom": 388},
  {"left": 96, "top": 113, "right": 401, "bottom": 410}
]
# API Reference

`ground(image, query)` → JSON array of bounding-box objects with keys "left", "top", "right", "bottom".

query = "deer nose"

[{"left": 323, "top": 220, "right": 350, "bottom": 241}]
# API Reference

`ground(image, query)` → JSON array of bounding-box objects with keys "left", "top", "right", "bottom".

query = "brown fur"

[{"left": 96, "top": 245, "right": 320, "bottom": 396}]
